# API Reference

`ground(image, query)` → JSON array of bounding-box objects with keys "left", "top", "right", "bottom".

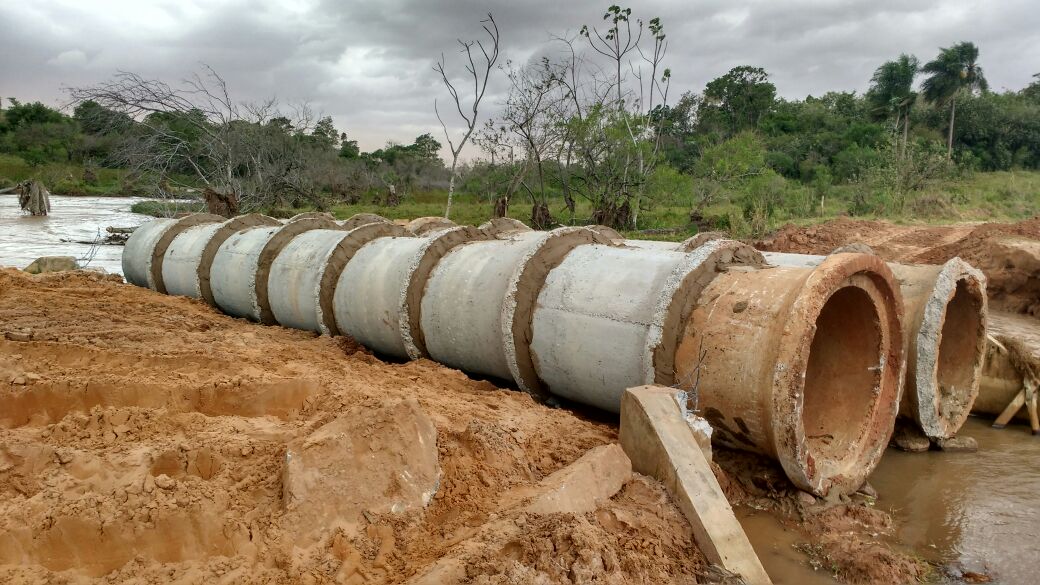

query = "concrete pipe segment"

[
  {"left": 528, "top": 239, "right": 765, "bottom": 412},
  {"left": 761, "top": 252, "right": 988, "bottom": 441},
  {"left": 161, "top": 214, "right": 281, "bottom": 304},
  {"left": 333, "top": 226, "right": 489, "bottom": 360},
  {"left": 420, "top": 227, "right": 611, "bottom": 395},
  {"left": 122, "top": 213, "right": 224, "bottom": 292},
  {"left": 267, "top": 222, "right": 411, "bottom": 335},
  {"left": 209, "top": 218, "right": 342, "bottom": 323},
  {"left": 676, "top": 253, "right": 905, "bottom": 496}
]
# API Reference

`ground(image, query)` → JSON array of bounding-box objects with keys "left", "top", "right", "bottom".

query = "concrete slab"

[
  {"left": 620, "top": 385, "right": 772, "bottom": 585},
  {"left": 522, "top": 444, "right": 632, "bottom": 516}
]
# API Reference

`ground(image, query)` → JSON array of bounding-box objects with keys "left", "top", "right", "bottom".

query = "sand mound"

[
  {"left": 759, "top": 217, "right": 1040, "bottom": 316},
  {"left": 0, "top": 269, "right": 706, "bottom": 583}
]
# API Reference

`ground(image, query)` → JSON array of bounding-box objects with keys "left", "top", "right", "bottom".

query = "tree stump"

[
  {"left": 17, "top": 180, "right": 51, "bottom": 216},
  {"left": 203, "top": 187, "right": 240, "bottom": 218},
  {"left": 493, "top": 196, "right": 509, "bottom": 218},
  {"left": 530, "top": 202, "right": 553, "bottom": 229}
]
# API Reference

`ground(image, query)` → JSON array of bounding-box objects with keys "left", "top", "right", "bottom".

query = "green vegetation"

[
  {"left": 219, "top": 169, "right": 1038, "bottom": 241},
  {"left": 2, "top": 9, "right": 1039, "bottom": 236},
  {"left": 128, "top": 199, "right": 207, "bottom": 217},
  {"left": 0, "top": 154, "right": 131, "bottom": 196}
]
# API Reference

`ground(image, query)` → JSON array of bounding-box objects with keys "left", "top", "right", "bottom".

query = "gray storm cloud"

[{"left": 1, "top": 0, "right": 1037, "bottom": 154}]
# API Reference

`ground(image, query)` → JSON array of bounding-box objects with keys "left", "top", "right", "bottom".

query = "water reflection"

[
  {"left": 739, "top": 416, "right": 1039, "bottom": 584},
  {"left": 0, "top": 195, "right": 148, "bottom": 275},
  {"left": 871, "top": 416, "right": 1040, "bottom": 584}
]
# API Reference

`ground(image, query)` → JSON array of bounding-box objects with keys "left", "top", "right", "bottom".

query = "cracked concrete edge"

[
  {"left": 501, "top": 227, "right": 611, "bottom": 397},
  {"left": 643, "top": 240, "right": 766, "bottom": 386},
  {"left": 913, "top": 257, "right": 988, "bottom": 438}
]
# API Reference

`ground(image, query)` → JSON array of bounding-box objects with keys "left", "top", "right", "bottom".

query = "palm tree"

[
  {"left": 867, "top": 54, "right": 919, "bottom": 157},
  {"left": 921, "top": 42, "right": 988, "bottom": 160}
]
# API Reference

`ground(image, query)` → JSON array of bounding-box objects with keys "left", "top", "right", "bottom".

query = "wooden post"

[
  {"left": 993, "top": 388, "right": 1026, "bottom": 429},
  {"left": 1026, "top": 382, "right": 1039, "bottom": 435}
]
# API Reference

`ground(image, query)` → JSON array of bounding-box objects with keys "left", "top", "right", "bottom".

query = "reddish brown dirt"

[
  {"left": 757, "top": 217, "right": 1040, "bottom": 317},
  {"left": 0, "top": 269, "right": 702, "bottom": 584},
  {"left": 714, "top": 450, "right": 931, "bottom": 585},
  {"left": 0, "top": 269, "right": 929, "bottom": 584}
]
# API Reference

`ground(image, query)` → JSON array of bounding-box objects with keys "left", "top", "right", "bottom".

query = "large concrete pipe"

[
  {"left": 210, "top": 218, "right": 341, "bottom": 323},
  {"left": 161, "top": 214, "right": 281, "bottom": 304},
  {"left": 267, "top": 222, "right": 410, "bottom": 335},
  {"left": 761, "top": 252, "right": 988, "bottom": 440},
  {"left": 420, "top": 228, "right": 610, "bottom": 395},
  {"left": 528, "top": 240, "right": 765, "bottom": 411},
  {"left": 675, "top": 254, "right": 904, "bottom": 495},
  {"left": 619, "top": 239, "right": 682, "bottom": 251},
  {"left": 406, "top": 216, "right": 456, "bottom": 235},
  {"left": 122, "top": 213, "right": 223, "bottom": 291},
  {"left": 478, "top": 217, "right": 531, "bottom": 237},
  {"left": 602, "top": 232, "right": 724, "bottom": 253},
  {"left": 333, "top": 226, "right": 490, "bottom": 359},
  {"left": 974, "top": 312, "right": 1039, "bottom": 421}
]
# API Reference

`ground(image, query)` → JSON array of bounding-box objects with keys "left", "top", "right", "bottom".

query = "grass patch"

[
  {"left": 0, "top": 154, "right": 133, "bottom": 196},
  {"left": 131, "top": 199, "right": 207, "bottom": 217}
]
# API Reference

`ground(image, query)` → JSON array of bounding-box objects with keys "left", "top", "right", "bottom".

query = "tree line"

[{"left": 1, "top": 7, "right": 1038, "bottom": 230}]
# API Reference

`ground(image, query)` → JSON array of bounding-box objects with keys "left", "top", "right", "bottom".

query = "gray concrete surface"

[{"left": 161, "top": 222, "right": 224, "bottom": 299}]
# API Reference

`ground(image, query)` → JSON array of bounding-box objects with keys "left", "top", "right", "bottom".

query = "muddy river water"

[
  {"left": 743, "top": 416, "right": 1040, "bottom": 584},
  {"left": 0, "top": 194, "right": 148, "bottom": 275},
  {"left": 2, "top": 194, "right": 1038, "bottom": 583}
]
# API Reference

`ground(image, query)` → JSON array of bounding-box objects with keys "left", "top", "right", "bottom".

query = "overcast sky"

[{"left": 2, "top": 0, "right": 1037, "bottom": 155}]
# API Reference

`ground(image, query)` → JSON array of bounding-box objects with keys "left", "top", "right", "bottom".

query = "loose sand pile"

[
  {"left": 0, "top": 269, "right": 928, "bottom": 584},
  {"left": 758, "top": 217, "right": 1040, "bottom": 316},
  {"left": 0, "top": 269, "right": 703, "bottom": 584}
]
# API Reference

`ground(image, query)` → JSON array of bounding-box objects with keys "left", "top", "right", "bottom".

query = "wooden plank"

[
  {"left": 1027, "top": 383, "right": 1039, "bottom": 435},
  {"left": 993, "top": 388, "right": 1026, "bottom": 429},
  {"left": 620, "top": 385, "right": 772, "bottom": 585}
]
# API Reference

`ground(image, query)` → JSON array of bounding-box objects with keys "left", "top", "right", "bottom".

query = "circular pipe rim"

[
  {"left": 197, "top": 214, "right": 280, "bottom": 305},
  {"left": 254, "top": 218, "right": 342, "bottom": 325},
  {"left": 315, "top": 222, "right": 412, "bottom": 336},
  {"left": 340, "top": 213, "right": 392, "bottom": 230},
  {"left": 399, "top": 226, "right": 491, "bottom": 359},
  {"left": 913, "top": 257, "right": 988, "bottom": 439},
  {"left": 149, "top": 213, "right": 224, "bottom": 293},
  {"left": 771, "top": 253, "right": 905, "bottom": 495},
  {"left": 644, "top": 239, "right": 765, "bottom": 386}
]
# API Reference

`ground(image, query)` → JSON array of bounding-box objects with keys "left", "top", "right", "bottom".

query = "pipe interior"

[
  {"left": 802, "top": 286, "right": 883, "bottom": 472},
  {"left": 936, "top": 279, "right": 985, "bottom": 423}
]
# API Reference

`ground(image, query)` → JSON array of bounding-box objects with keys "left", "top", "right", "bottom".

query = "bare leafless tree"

[
  {"left": 434, "top": 13, "right": 500, "bottom": 220},
  {"left": 67, "top": 65, "right": 330, "bottom": 215},
  {"left": 499, "top": 58, "right": 568, "bottom": 227}
]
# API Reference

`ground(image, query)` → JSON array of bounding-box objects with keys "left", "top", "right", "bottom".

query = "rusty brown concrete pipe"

[
  {"left": 675, "top": 254, "right": 905, "bottom": 495},
  {"left": 761, "top": 253, "right": 988, "bottom": 440},
  {"left": 617, "top": 235, "right": 988, "bottom": 441}
]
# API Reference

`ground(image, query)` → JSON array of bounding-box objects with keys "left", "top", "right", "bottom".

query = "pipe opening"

[
  {"left": 802, "top": 286, "right": 883, "bottom": 472},
  {"left": 936, "top": 279, "right": 985, "bottom": 425}
]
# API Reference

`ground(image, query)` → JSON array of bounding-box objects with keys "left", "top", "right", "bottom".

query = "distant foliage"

[{"left": 0, "top": 26, "right": 1037, "bottom": 231}]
